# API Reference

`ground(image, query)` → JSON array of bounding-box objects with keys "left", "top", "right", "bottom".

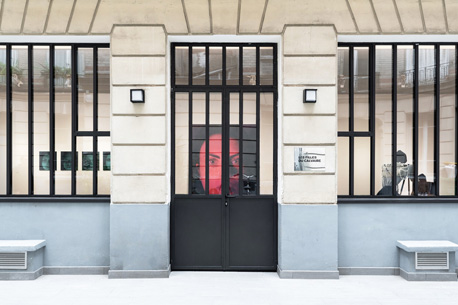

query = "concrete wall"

[
  {"left": 0, "top": 202, "right": 109, "bottom": 271},
  {"left": 338, "top": 203, "right": 458, "bottom": 274}
]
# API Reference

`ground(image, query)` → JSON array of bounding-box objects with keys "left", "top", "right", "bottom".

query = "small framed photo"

[
  {"left": 39, "top": 151, "right": 57, "bottom": 171},
  {"left": 61, "top": 151, "right": 78, "bottom": 171},
  {"left": 82, "top": 152, "right": 99, "bottom": 171},
  {"left": 103, "top": 152, "right": 111, "bottom": 171}
]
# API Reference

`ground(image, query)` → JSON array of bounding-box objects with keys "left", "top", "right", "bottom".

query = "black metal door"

[{"left": 171, "top": 44, "right": 277, "bottom": 270}]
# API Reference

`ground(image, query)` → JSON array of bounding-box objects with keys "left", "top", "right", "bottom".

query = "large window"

[
  {"left": 338, "top": 44, "right": 456, "bottom": 198},
  {"left": 0, "top": 44, "right": 110, "bottom": 197}
]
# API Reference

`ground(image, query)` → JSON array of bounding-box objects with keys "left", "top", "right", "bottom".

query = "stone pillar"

[
  {"left": 278, "top": 25, "right": 339, "bottom": 279},
  {"left": 109, "top": 25, "right": 170, "bottom": 278}
]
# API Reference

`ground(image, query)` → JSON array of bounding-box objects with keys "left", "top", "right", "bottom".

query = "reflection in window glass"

[
  {"left": 397, "top": 45, "right": 414, "bottom": 196},
  {"left": 226, "top": 47, "right": 239, "bottom": 85},
  {"left": 0, "top": 46, "right": 6, "bottom": 194},
  {"left": 78, "top": 48, "right": 93, "bottom": 131},
  {"left": 192, "top": 93, "right": 206, "bottom": 194},
  {"left": 33, "top": 46, "right": 50, "bottom": 194},
  {"left": 77, "top": 137, "right": 93, "bottom": 195},
  {"left": 439, "top": 46, "right": 456, "bottom": 195},
  {"left": 375, "top": 46, "right": 392, "bottom": 196},
  {"left": 354, "top": 47, "right": 369, "bottom": 131},
  {"left": 98, "top": 137, "right": 110, "bottom": 195},
  {"left": 354, "top": 137, "right": 371, "bottom": 195},
  {"left": 12, "top": 46, "right": 29, "bottom": 194},
  {"left": 209, "top": 47, "right": 222, "bottom": 85},
  {"left": 260, "top": 93, "right": 273, "bottom": 194},
  {"left": 260, "top": 47, "right": 273, "bottom": 86},
  {"left": 243, "top": 93, "right": 256, "bottom": 195},
  {"left": 337, "top": 137, "right": 349, "bottom": 195},
  {"left": 55, "top": 46, "right": 72, "bottom": 195},
  {"left": 192, "top": 47, "right": 205, "bottom": 85},
  {"left": 98, "top": 48, "right": 110, "bottom": 131},
  {"left": 418, "top": 46, "right": 435, "bottom": 196},
  {"left": 338, "top": 47, "right": 349, "bottom": 131},
  {"left": 243, "top": 47, "right": 256, "bottom": 86},
  {"left": 210, "top": 93, "right": 223, "bottom": 195},
  {"left": 175, "top": 47, "right": 189, "bottom": 85},
  {"left": 175, "top": 93, "right": 189, "bottom": 195}
]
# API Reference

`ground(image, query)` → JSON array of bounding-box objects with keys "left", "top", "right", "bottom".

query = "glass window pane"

[
  {"left": 175, "top": 93, "right": 189, "bottom": 194},
  {"left": 260, "top": 92, "right": 273, "bottom": 194},
  {"left": 192, "top": 47, "right": 205, "bottom": 85},
  {"left": 439, "top": 45, "right": 456, "bottom": 196},
  {"left": 33, "top": 46, "right": 50, "bottom": 194},
  {"left": 98, "top": 48, "right": 110, "bottom": 131},
  {"left": 230, "top": 92, "right": 239, "bottom": 125},
  {"left": 209, "top": 93, "right": 222, "bottom": 195},
  {"left": 175, "top": 46, "right": 189, "bottom": 85},
  {"left": 0, "top": 46, "right": 6, "bottom": 194},
  {"left": 354, "top": 137, "right": 371, "bottom": 195},
  {"left": 397, "top": 45, "right": 414, "bottom": 196},
  {"left": 338, "top": 47, "right": 349, "bottom": 131},
  {"left": 226, "top": 47, "right": 239, "bottom": 85},
  {"left": 338, "top": 137, "right": 349, "bottom": 195},
  {"left": 55, "top": 46, "right": 72, "bottom": 195},
  {"left": 98, "top": 137, "right": 110, "bottom": 195},
  {"left": 243, "top": 93, "right": 256, "bottom": 195},
  {"left": 375, "top": 46, "right": 393, "bottom": 196},
  {"left": 229, "top": 93, "right": 240, "bottom": 196},
  {"left": 192, "top": 92, "right": 206, "bottom": 194},
  {"left": 209, "top": 47, "right": 222, "bottom": 85},
  {"left": 12, "top": 46, "right": 29, "bottom": 194},
  {"left": 418, "top": 46, "right": 435, "bottom": 196},
  {"left": 260, "top": 47, "right": 273, "bottom": 85},
  {"left": 243, "top": 47, "right": 256, "bottom": 86},
  {"left": 77, "top": 136, "right": 94, "bottom": 195},
  {"left": 78, "top": 48, "right": 93, "bottom": 131},
  {"left": 354, "top": 47, "right": 369, "bottom": 131}
]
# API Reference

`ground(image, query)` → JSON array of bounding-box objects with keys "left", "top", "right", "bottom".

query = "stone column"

[
  {"left": 109, "top": 25, "right": 170, "bottom": 278},
  {"left": 278, "top": 25, "right": 339, "bottom": 279}
]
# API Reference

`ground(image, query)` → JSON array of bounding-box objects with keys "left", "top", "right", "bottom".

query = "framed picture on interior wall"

[
  {"left": 39, "top": 151, "right": 57, "bottom": 171},
  {"left": 61, "top": 151, "right": 78, "bottom": 171},
  {"left": 82, "top": 152, "right": 99, "bottom": 171},
  {"left": 103, "top": 152, "right": 111, "bottom": 171}
]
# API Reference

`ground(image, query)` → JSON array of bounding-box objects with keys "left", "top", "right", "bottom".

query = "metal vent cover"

[
  {"left": 0, "top": 252, "right": 27, "bottom": 270},
  {"left": 415, "top": 252, "right": 449, "bottom": 270}
]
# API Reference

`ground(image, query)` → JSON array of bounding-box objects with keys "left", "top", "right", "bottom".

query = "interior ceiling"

[{"left": 0, "top": 0, "right": 456, "bottom": 35}]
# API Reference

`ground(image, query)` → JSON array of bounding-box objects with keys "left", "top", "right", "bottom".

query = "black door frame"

[{"left": 170, "top": 43, "right": 278, "bottom": 271}]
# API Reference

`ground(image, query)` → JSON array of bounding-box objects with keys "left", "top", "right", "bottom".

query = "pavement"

[{"left": 2, "top": 272, "right": 458, "bottom": 305}]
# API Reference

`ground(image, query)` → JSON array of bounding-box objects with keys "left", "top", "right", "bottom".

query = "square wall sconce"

[
  {"left": 130, "top": 89, "right": 145, "bottom": 103},
  {"left": 303, "top": 89, "right": 317, "bottom": 103}
]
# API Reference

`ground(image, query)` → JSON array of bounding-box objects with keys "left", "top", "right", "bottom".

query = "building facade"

[{"left": 1, "top": 0, "right": 458, "bottom": 279}]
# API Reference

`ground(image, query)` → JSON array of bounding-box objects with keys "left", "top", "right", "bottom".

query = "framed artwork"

[
  {"left": 82, "top": 152, "right": 99, "bottom": 171},
  {"left": 39, "top": 151, "right": 57, "bottom": 171},
  {"left": 61, "top": 151, "right": 78, "bottom": 171},
  {"left": 103, "top": 152, "right": 111, "bottom": 171}
]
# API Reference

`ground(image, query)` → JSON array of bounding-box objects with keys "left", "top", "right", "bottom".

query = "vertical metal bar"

[
  {"left": 239, "top": 46, "right": 243, "bottom": 86},
  {"left": 188, "top": 92, "right": 193, "bottom": 194},
  {"left": 205, "top": 91, "right": 209, "bottom": 195},
  {"left": 413, "top": 44, "right": 419, "bottom": 196},
  {"left": 239, "top": 92, "right": 243, "bottom": 195},
  {"left": 273, "top": 43, "right": 278, "bottom": 89},
  {"left": 349, "top": 46, "right": 355, "bottom": 196},
  {"left": 71, "top": 46, "right": 78, "bottom": 195},
  {"left": 49, "top": 45, "right": 55, "bottom": 195},
  {"left": 28, "top": 45, "right": 34, "bottom": 195},
  {"left": 93, "top": 47, "right": 99, "bottom": 195},
  {"left": 6, "top": 45, "right": 12, "bottom": 195},
  {"left": 370, "top": 45, "right": 376, "bottom": 196},
  {"left": 434, "top": 44, "right": 440, "bottom": 196},
  {"left": 392, "top": 45, "right": 398, "bottom": 196},
  {"left": 256, "top": 46, "right": 260, "bottom": 86},
  {"left": 171, "top": 45, "right": 176, "bottom": 87},
  {"left": 205, "top": 46, "right": 210, "bottom": 86},
  {"left": 188, "top": 46, "right": 192, "bottom": 86},
  {"left": 256, "top": 91, "right": 260, "bottom": 195}
]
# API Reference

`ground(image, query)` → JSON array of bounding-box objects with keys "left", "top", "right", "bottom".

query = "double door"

[{"left": 171, "top": 43, "right": 277, "bottom": 270}]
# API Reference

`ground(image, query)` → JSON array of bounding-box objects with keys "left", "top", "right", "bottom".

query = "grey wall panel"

[
  {"left": 0, "top": 202, "right": 110, "bottom": 267},
  {"left": 338, "top": 203, "right": 458, "bottom": 268}
]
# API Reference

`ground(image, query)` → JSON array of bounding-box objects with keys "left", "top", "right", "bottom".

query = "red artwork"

[{"left": 198, "top": 133, "right": 239, "bottom": 195}]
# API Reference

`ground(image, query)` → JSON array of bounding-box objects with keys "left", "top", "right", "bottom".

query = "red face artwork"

[{"left": 199, "top": 133, "right": 240, "bottom": 195}]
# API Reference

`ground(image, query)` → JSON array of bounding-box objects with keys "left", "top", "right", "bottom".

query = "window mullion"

[
  {"left": 71, "top": 45, "right": 78, "bottom": 195},
  {"left": 28, "top": 45, "right": 34, "bottom": 195},
  {"left": 349, "top": 46, "right": 355, "bottom": 196},
  {"left": 392, "top": 45, "right": 398, "bottom": 197},
  {"left": 413, "top": 44, "right": 419, "bottom": 196},
  {"left": 93, "top": 47, "right": 98, "bottom": 195},
  {"left": 49, "top": 45, "right": 55, "bottom": 196},
  {"left": 370, "top": 45, "right": 376, "bottom": 196},
  {"left": 6, "top": 45, "right": 12, "bottom": 195},
  {"left": 434, "top": 44, "right": 440, "bottom": 196}
]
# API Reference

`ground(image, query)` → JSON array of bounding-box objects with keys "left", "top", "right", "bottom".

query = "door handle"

[{"left": 225, "top": 201, "right": 228, "bottom": 207}]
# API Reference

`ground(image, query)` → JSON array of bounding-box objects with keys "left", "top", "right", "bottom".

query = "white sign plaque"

[{"left": 294, "top": 147, "right": 326, "bottom": 172}]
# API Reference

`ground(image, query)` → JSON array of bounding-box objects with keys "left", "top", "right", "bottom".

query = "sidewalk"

[{"left": 2, "top": 272, "right": 458, "bottom": 305}]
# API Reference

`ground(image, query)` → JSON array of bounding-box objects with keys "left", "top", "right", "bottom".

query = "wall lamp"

[
  {"left": 130, "top": 89, "right": 145, "bottom": 103},
  {"left": 303, "top": 89, "right": 317, "bottom": 103}
]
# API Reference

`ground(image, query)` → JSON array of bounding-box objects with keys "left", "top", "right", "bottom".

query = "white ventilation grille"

[
  {"left": 415, "top": 252, "right": 449, "bottom": 270},
  {"left": 0, "top": 252, "right": 27, "bottom": 270}
]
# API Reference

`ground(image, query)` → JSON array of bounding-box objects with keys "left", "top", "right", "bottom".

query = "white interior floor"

[{"left": 2, "top": 272, "right": 458, "bottom": 305}]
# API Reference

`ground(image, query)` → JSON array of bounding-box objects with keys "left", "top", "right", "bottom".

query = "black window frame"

[
  {"left": 0, "top": 43, "right": 110, "bottom": 202},
  {"left": 338, "top": 42, "right": 458, "bottom": 204}
]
